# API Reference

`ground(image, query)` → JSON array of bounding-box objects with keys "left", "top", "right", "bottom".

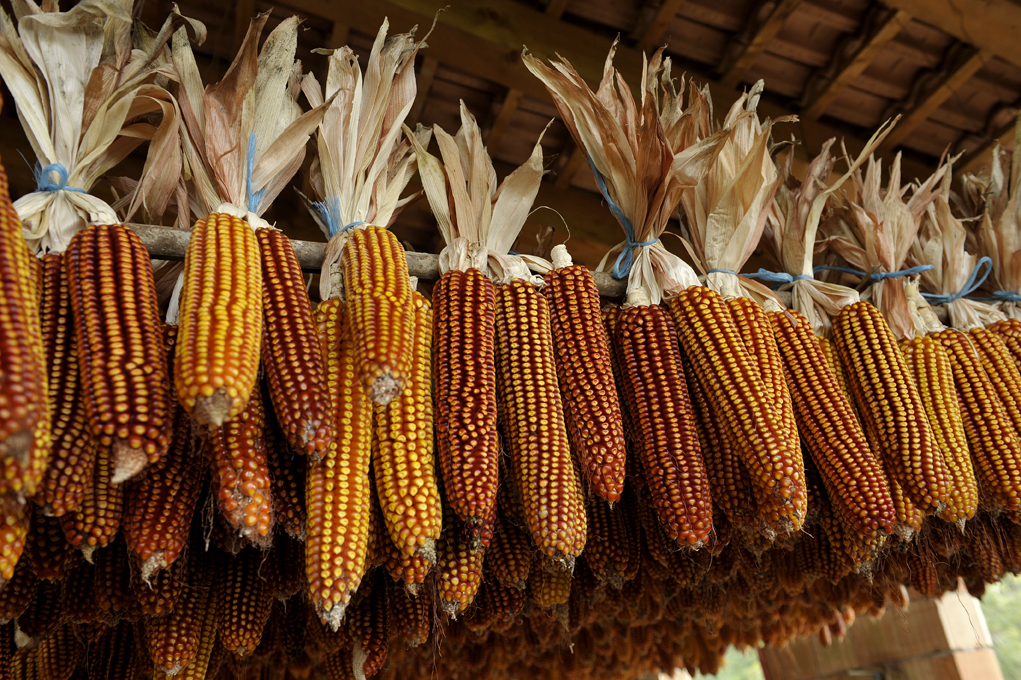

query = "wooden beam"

[
  {"left": 408, "top": 56, "right": 440, "bottom": 124},
  {"left": 544, "top": 0, "right": 571, "bottom": 19},
  {"left": 554, "top": 145, "right": 587, "bottom": 190},
  {"left": 233, "top": 0, "right": 255, "bottom": 53},
  {"left": 959, "top": 115, "right": 1019, "bottom": 176},
  {"left": 485, "top": 89, "right": 523, "bottom": 154},
  {"left": 800, "top": 9, "right": 910, "bottom": 122},
  {"left": 720, "top": 0, "right": 802, "bottom": 89},
  {"left": 636, "top": 0, "right": 688, "bottom": 52},
  {"left": 880, "top": 48, "right": 992, "bottom": 152},
  {"left": 328, "top": 21, "right": 350, "bottom": 49},
  {"left": 882, "top": 0, "right": 1021, "bottom": 69}
]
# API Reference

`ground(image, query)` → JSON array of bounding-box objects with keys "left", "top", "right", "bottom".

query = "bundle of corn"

[
  {"left": 303, "top": 20, "right": 427, "bottom": 406},
  {"left": 762, "top": 133, "right": 896, "bottom": 557},
  {"left": 819, "top": 153, "right": 950, "bottom": 528},
  {"left": 677, "top": 82, "right": 807, "bottom": 541},
  {"left": 907, "top": 164, "right": 1017, "bottom": 519},
  {"left": 413, "top": 103, "right": 587, "bottom": 565},
  {"left": 170, "top": 12, "right": 331, "bottom": 430},
  {"left": 526, "top": 44, "right": 726, "bottom": 550}
]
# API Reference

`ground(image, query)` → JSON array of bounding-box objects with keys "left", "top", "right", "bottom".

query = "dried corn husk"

[
  {"left": 524, "top": 42, "right": 725, "bottom": 305},
  {"left": 409, "top": 101, "right": 547, "bottom": 281},
  {"left": 0, "top": 0, "right": 203, "bottom": 253},
  {"left": 301, "top": 19, "right": 427, "bottom": 300}
]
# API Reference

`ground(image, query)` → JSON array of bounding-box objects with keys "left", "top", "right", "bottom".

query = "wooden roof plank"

[
  {"left": 880, "top": 49, "right": 992, "bottom": 152},
  {"left": 637, "top": 0, "right": 689, "bottom": 51},
  {"left": 959, "top": 115, "right": 1020, "bottom": 176},
  {"left": 801, "top": 8, "right": 910, "bottom": 122},
  {"left": 485, "top": 89, "right": 524, "bottom": 153},
  {"left": 882, "top": 0, "right": 1021, "bottom": 69},
  {"left": 720, "top": 0, "right": 803, "bottom": 88},
  {"left": 408, "top": 56, "right": 440, "bottom": 124}
]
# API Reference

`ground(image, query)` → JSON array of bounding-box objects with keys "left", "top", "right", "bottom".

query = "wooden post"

[{"left": 758, "top": 582, "right": 1003, "bottom": 680}]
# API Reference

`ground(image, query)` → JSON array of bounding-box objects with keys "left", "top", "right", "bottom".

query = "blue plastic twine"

[
  {"left": 245, "top": 133, "right": 268, "bottom": 214},
  {"left": 587, "top": 159, "right": 656, "bottom": 280},
  {"left": 920, "top": 256, "right": 992, "bottom": 304},
  {"left": 813, "top": 264, "right": 933, "bottom": 282},
  {"left": 33, "top": 163, "right": 85, "bottom": 194},
  {"left": 981, "top": 290, "right": 1021, "bottom": 303},
  {"left": 704, "top": 268, "right": 812, "bottom": 290},
  {"left": 312, "top": 196, "right": 365, "bottom": 238}
]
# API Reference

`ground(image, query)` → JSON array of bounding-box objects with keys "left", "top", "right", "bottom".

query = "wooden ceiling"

[{"left": 1, "top": 0, "right": 1019, "bottom": 269}]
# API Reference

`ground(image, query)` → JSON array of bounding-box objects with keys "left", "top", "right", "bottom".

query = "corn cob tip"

[
  {"left": 194, "top": 391, "right": 233, "bottom": 429},
  {"left": 417, "top": 539, "right": 437, "bottom": 565},
  {"left": 81, "top": 544, "right": 96, "bottom": 564},
  {"left": 111, "top": 442, "right": 148, "bottom": 485},
  {"left": 367, "top": 374, "right": 402, "bottom": 407},
  {"left": 404, "top": 582, "right": 421, "bottom": 598},
  {"left": 140, "top": 551, "right": 169, "bottom": 585},
  {"left": 318, "top": 602, "right": 347, "bottom": 633}
]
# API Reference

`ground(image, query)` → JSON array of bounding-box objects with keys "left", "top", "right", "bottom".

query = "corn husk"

[
  {"left": 817, "top": 153, "right": 946, "bottom": 342},
  {"left": 966, "top": 115, "right": 1021, "bottom": 318},
  {"left": 524, "top": 42, "right": 726, "bottom": 306},
  {"left": 409, "top": 101, "right": 547, "bottom": 282},
  {"left": 910, "top": 163, "right": 1005, "bottom": 331},
  {"left": 764, "top": 122, "right": 893, "bottom": 335},
  {"left": 0, "top": 0, "right": 202, "bottom": 253},
  {"left": 301, "top": 19, "right": 427, "bottom": 300}
]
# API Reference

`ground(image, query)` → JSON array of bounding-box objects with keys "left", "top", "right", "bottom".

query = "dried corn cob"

[
  {"left": 486, "top": 576, "right": 526, "bottom": 628},
  {"left": 0, "top": 499, "right": 29, "bottom": 583},
  {"left": 60, "top": 444, "right": 123, "bottom": 561},
  {"left": 437, "top": 504, "right": 489, "bottom": 618},
  {"left": 391, "top": 586, "right": 431, "bottom": 648},
  {"left": 817, "top": 337, "right": 853, "bottom": 402},
  {"left": 175, "top": 213, "right": 262, "bottom": 428},
  {"left": 36, "top": 253, "right": 94, "bottom": 517},
  {"left": 374, "top": 290, "right": 440, "bottom": 562},
  {"left": 340, "top": 226, "right": 414, "bottom": 405},
  {"left": 901, "top": 335, "right": 979, "bottom": 523},
  {"left": 258, "top": 228, "right": 331, "bottom": 457},
  {"left": 24, "top": 513, "right": 75, "bottom": 581},
  {"left": 970, "top": 327, "right": 1021, "bottom": 439},
  {"left": 132, "top": 552, "right": 186, "bottom": 617},
  {"left": 93, "top": 534, "right": 131, "bottom": 621},
  {"left": 0, "top": 564, "right": 35, "bottom": 621},
  {"left": 486, "top": 512, "right": 531, "bottom": 591},
  {"left": 35, "top": 623, "right": 81, "bottom": 680},
  {"left": 264, "top": 391, "right": 306, "bottom": 540},
  {"left": 771, "top": 309, "right": 895, "bottom": 535},
  {"left": 614, "top": 303, "right": 713, "bottom": 546},
  {"left": 989, "top": 318, "right": 1021, "bottom": 372},
  {"left": 832, "top": 301, "right": 947, "bottom": 512},
  {"left": 433, "top": 268, "right": 500, "bottom": 538},
  {"left": 530, "top": 562, "right": 572, "bottom": 610},
  {"left": 0, "top": 159, "right": 49, "bottom": 497},
  {"left": 307, "top": 299, "right": 372, "bottom": 630},
  {"left": 59, "top": 561, "right": 97, "bottom": 625},
  {"left": 380, "top": 525, "right": 432, "bottom": 593},
  {"left": 209, "top": 385, "right": 274, "bottom": 547},
  {"left": 17, "top": 578, "right": 61, "bottom": 639},
  {"left": 347, "top": 571, "right": 388, "bottom": 679},
  {"left": 0, "top": 621, "right": 11, "bottom": 680},
  {"left": 495, "top": 278, "right": 587, "bottom": 561},
  {"left": 727, "top": 298, "right": 806, "bottom": 532},
  {"left": 88, "top": 621, "right": 136, "bottom": 680},
  {"left": 325, "top": 649, "right": 355, "bottom": 680},
  {"left": 146, "top": 548, "right": 217, "bottom": 676},
  {"left": 217, "top": 546, "right": 273, "bottom": 657},
  {"left": 935, "top": 328, "right": 1021, "bottom": 513},
  {"left": 66, "top": 223, "right": 172, "bottom": 482},
  {"left": 544, "top": 255, "right": 626, "bottom": 502},
  {"left": 584, "top": 496, "right": 630, "bottom": 589}
]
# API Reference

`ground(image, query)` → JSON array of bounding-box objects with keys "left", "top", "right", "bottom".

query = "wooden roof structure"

[{"left": 2, "top": 0, "right": 1019, "bottom": 268}]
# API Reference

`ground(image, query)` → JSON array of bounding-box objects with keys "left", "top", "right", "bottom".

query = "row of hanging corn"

[{"left": 1, "top": 2, "right": 1021, "bottom": 679}]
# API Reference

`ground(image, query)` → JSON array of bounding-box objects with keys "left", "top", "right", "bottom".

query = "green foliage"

[{"left": 982, "top": 573, "right": 1021, "bottom": 680}]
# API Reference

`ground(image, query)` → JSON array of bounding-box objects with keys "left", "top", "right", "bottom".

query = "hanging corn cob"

[
  {"left": 0, "top": 498, "right": 29, "bottom": 584},
  {"left": 525, "top": 44, "right": 724, "bottom": 549},
  {"left": 171, "top": 15, "right": 331, "bottom": 429},
  {"left": 303, "top": 21, "right": 427, "bottom": 407},
  {"left": 59, "top": 444, "right": 123, "bottom": 562},
  {"left": 307, "top": 300, "right": 372, "bottom": 630}
]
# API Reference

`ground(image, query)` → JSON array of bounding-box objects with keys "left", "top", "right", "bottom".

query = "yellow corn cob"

[
  {"left": 989, "top": 317, "right": 1021, "bottom": 372},
  {"left": 433, "top": 268, "right": 500, "bottom": 539},
  {"left": 935, "top": 328, "right": 1021, "bottom": 514},
  {"left": 209, "top": 384, "right": 274, "bottom": 548},
  {"left": 0, "top": 498, "right": 29, "bottom": 583},
  {"left": 728, "top": 298, "right": 806, "bottom": 533},
  {"left": 59, "top": 444, "right": 123, "bottom": 562},
  {"left": 35, "top": 253, "right": 94, "bottom": 517},
  {"left": 530, "top": 561, "right": 572, "bottom": 610},
  {"left": 614, "top": 303, "right": 713, "bottom": 547},
  {"left": 0, "top": 159, "right": 49, "bottom": 499},
  {"left": 146, "top": 548, "right": 217, "bottom": 676},
  {"left": 341, "top": 225, "right": 414, "bottom": 405},
  {"left": 495, "top": 278, "right": 587, "bottom": 563},
  {"left": 486, "top": 511, "right": 531, "bottom": 591},
  {"left": 831, "top": 301, "right": 947, "bottom": 512},
  {"left": 307, "top": 299, "right": 372, "bottom": 630},
  {"left": 437, "top": 502, "right": 489, "bottom": 619},
  {"left": 771, "top": 309, "right": 895, "bottom": 535},
  {"left": 175, "top": 212, "right": 262, "bottom": 428},
  {"left": 346, "top": 571, "right": 388, "bottom": 680},
  {"left": 667, "top": 287, "right": 801, "bottom": 539},
  {"left": 217, "top": 546, "right": 273, "bottom": 657},
  {"left": 817, "top": 336, "right": 853, "bottom": 401},
  {"left": 264, "top": 389, "right": 307, "bottom": 541},
  {"left": 970, "top": 326, "right": 1021, "bottom": 439},
  {"left": 373, "top": 290, "right": 441, "bottom": 563},
  {"left": 391, "top": 586, "right": 431, "bottom": 648},
  {"left": 544, "top": 262, "right": 627, "bottom": 502},
  {"left": 258, "top": 228, "right": 332, "bottom": 458},
  {"left": 66, "top": 223, "right": 173, "bottom": 482},
  {"left": 901, "top": 336, "right": 979, "bottom": 524}
]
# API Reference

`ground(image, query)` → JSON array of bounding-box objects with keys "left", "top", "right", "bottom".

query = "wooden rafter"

[
  {"left": 882, "top": 0, "right": 1021, "bottom": 69},
  {"left": 800, "top": 8, "right": 911, "bottom": 123},
  {"left": 485, "top": 89, "right": 523, "bottom": 152},
  {"left": 719, "top": 0, "right": 802, "bottom": 89},
  {"left": 554, "top": 145, "right": 587, "bottom": 190},
  {"left": 408, "top": 56, "right": 440, "bottom": 124},
  {"left": 635, "top": 0, "right": 688, "bottom": 52},
  {"left": 233, "top": 0, "right": 255, "bottom": 52},
  {"left": 328, "top": 21, "right": 350, "bottom": 49},
  {"left": 879, "top": 48, "right": 992, "bottom": 152},
  {"left": 959, "top": 115, "right": 1020, "bottom": 176}
]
